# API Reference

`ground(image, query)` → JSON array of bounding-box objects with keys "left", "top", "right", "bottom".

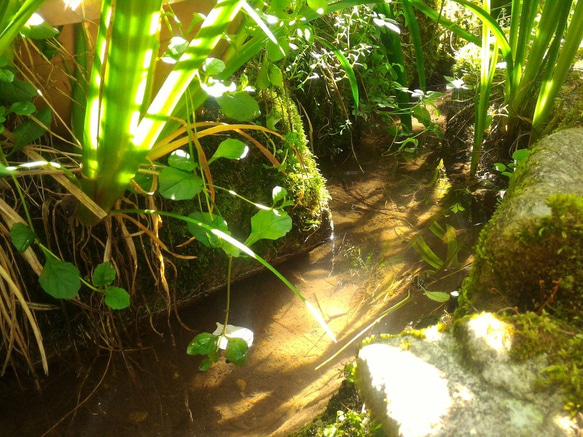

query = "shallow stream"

[{"left": 0, "top": 133, "right": 478, "bottom": 436}]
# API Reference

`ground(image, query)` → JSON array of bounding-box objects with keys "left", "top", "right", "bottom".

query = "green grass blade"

[
  {"left": 532, "top": 0, "right": 583, "bottom": 138},
  {"left": 452, "top": 0, "right": 513, "bottom": 84},
  {"left": 414, "top": 236, "right": 444, "bottom": 270},
  {"left": 408, "top": 0, "right": 481, "bottom": 47},
  {"left": 138, "top": 0, "right": 243, "bottom": 152},
  {"left": 0, "top": 0, "right": 47, "bottom": 55},
  {"left": 80, "top": 0, "right": 163, "bottom": 223},
  {"left": 471, "top": 0, "right": 498, "bottom": 176},
  {"left": 507, "top": 0, "right": 537, "bottom": 99},
  {"left": 375, "top": 3, "right": 412, "bottom": 131},
  {"left": 314, "top": 35, "right": 359, "bottom": 114},
  {"left": 70, "top": 22, "right": 89, "bottom": 143},
  {"left": 113, "top": 208, "right": 336, "bottom": 342},
  {"left": 508, "top": 0, "right": 569, "bottom": 116},
  {"left": 401, "top": 0, "right": 426, "bottom": 92}
]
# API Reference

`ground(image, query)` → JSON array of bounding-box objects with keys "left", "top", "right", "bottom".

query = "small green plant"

[
  {"left": 410, "top": 0, "right": 583, "bottom": 174},
  {"left": 414, "top": 221, "right": 460, "bottom": 272},
  {"left": 493, "top": 147, "right": 529, "bottom": 180},
  {"left": 10, "top": 222, "right": 131, "bottom": 309},
  {"left": 291, "top": 365, "right": 383, "bottom": 437}
]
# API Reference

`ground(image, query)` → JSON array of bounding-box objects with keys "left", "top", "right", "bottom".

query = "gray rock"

[
  {"left": 460, "top": 128, "right": 583, "bottom": 322},
  {"left": 356, "top": 313, "right": 579, "bottom": 437}
]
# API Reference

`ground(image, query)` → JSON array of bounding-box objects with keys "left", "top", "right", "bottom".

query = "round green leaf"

[
  {"left": 10, "top": 222, "right": 36, "bottom": 253},
  {"left": 187, "top": 332, "right": 218, "bottom": 356},
  {"left": 159, "top": 167, "right": 202, "bottom": 200},
  {"left": 0, "top": 69, "right": 14, "bottom": 83},
  {"left": 268, "top": 64, "right": 283, "bottom": 88},
  {"left": 39, "top": 257, "right": 80, "bottom": 299},
  {"left": 130, "top": 171, "right": 154, "bottom": 194},
  {"left": 257, "top": 64, "right": 270, "bottom": 90},
  {"left": 93, "top": 262, "right": 116, "bottom": 287},
  {"left": 225, "top": 337, "right": 248, "bottom": 366},
  {"left": 168, "top": 150, "right": 196, "bottom": 171},
  {"left": 307, "top": 0, "right": 327, "bottom": 14},
  {"left": 272, "top": 186, "right": 288, "bottom": 205},
  {"left": 104, "top": 286, "right": 130, "bottom": 310},
  {"left": 424, "top": 290, "right": 451, "bottom": 303},
  {"left": 246, "top": 209, "right": 292, "bottom": 246},
  {"left": 215, "top": 92, "right": 260, "bottom": 121},
  {"left": 512, "top": 148, "right": 529, "bottom": 162},
  {"left": 9, "top": 101, "right": 36, "bottom": 116},
  {"left": 203, "top": 58, "right": 225, "bottom": 76},
  {"left": 209, "top": 139, "right": 249, "bottom": 164},
  {"left": 187, "top": 212, "right": 229, "bottom": 248}
]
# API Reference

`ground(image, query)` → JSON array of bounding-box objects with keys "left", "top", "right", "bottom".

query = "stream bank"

[{"left": 0, "top": 128, "right": 479, "bottom": 436}]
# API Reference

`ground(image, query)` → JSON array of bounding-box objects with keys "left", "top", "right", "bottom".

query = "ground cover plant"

[
  {"left": 410, "top": 0, "right": 583, "bottom": 174},
  {"left": 2, "top": 0, "right": 445, "bottom": 378}
]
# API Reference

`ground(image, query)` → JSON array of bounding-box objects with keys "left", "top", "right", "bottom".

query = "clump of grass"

[{"left": 290, "top": 365, "right": 383, "bottom": 437}]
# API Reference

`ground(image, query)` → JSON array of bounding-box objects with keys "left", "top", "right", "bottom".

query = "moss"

[
  {"left": 459, "top": 193, "right": 583, "bottom": 327},
  {"left": 500, "top": 312, "right": 583, "bottom": 416},
  {"left": 160, "top": 88, "right": 331, "bottom": 301},
  {"left": 289, "top": 366, "right": 383, "bottom": 437},
  {"left": 548, "top": 70, "right": 583, "bottom": 133}
]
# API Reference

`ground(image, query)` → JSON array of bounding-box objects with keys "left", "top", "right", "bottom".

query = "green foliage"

[
  {"left": 291, "top": 373, "right": 383, "bottom": 437},
  {"left": 9, "top": 222, "right": 35, "bottom": 253},
  {"left": 493, "top": 148, "right": 529, "bottom": 180},
  {"left": 504, "top": 312, "right": 583, "bottom": 416},
  {"left": 10, "top": 219, "right": 131, "bottom": 309},
  {"left": 245, "top": 209, "right": 292, "bottom": 246},
  {"left": 414, "top": 221, "right": 460, "bottom": 272},
  {"left": 104, "top": 286, "right": 130, "bottom": 310},
  {"left": 216, "top": 91, "right": 261, "bottom": 121},
  {"left": 186, "top": 330, "right": 249, "bottom": 371},
  {"left": 413, "top": 1, "right": 583, "bottom": 171},
  {"left": 39, "top": 256, "right": 80, "bottom": 300}
]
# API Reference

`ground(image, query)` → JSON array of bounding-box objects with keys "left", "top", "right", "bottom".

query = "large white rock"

[{"left": 356, "top": 313, "right": 579, "bottom": 437}]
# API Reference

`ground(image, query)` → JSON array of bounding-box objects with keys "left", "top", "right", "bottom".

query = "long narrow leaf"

[
  {"left": 508, "top": 0, "right": 569, "bottom": 115},
  {"left": 314, "top": 35, "right": 359, "bottom": 113},
  {"left": 113, "top": 208, "right": 337, "bottom": 342},
  {"left": 532, "top": 0, "right": 583, "bottom": 138},
  {"left": 0, "top": 0, "right": 48, "bottom": 56},
  {"left": 79, "top": 0, "right": 163, "bottom": 224},
  {"left": 507, "top": 0, "right": 535, "bottom": 99},
  {"left": 375, "top": 3, "right": 411, "bottom": 131},
  {"left": 452, "top": 0, "right": 513, "bottom": 86},
  {"left": 138, "top": 0, "right": 243, "bottom": 153},
  {"left": 401, "top": 0, "right": 425, "bottom": 92},
  {"left": 471, "top": 0, "right": 498, "bottom": 176},
  {"left": 408, "top": 0, "right": 481, "bottom": 46}
]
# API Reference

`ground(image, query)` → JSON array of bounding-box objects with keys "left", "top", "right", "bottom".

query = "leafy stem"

[{"left": 223, "top": 255, "right": 233, "bottom": 338}]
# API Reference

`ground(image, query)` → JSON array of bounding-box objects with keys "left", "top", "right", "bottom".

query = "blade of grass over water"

[{"left": 113, "top": 209, "right": 337, "bottom": 343}]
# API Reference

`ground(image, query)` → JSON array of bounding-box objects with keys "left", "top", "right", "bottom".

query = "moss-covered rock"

[
  {"left": 162, "top": 89, "right": 332, "bottom": 301},
  {"left": 356, "top": 312, "right": 581, "bottom": 436},
  {"left": 457, "top": 128, "right": 583, "bottom": 327}
]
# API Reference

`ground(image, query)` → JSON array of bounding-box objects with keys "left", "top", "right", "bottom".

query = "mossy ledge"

[
  {"left": 456, "top": 129, "right": 583, "bottom": 327},
  {"left": 160, "top": 89, "right": 332, "bottom": 307}
]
